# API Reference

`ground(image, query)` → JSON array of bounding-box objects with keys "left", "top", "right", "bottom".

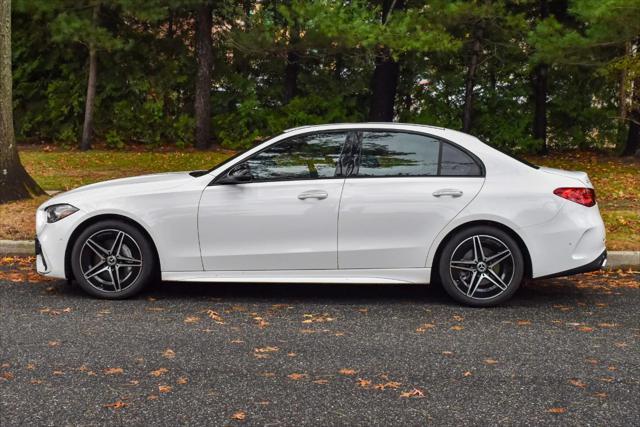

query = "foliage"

[{"left": 9, "top": 0, "right": 640, "bottom": 153}]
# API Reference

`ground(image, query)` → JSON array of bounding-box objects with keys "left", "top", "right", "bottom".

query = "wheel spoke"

[
  {"left": 472, "top": 235, "right": 485, "bottom": 261},
  {"left": 487, "top": 249, "right": 511, "bottom": 268},
  {"left": 84, "top": 262, "right": 109, "bottom": 280},
  {"left": 450, "top": 259, "right": 476, "bottom": 272},
  {"left": 466, "top": 271, "right": 482, "bottom": 297},
  {"left": 485, "top": 269, "right": 508, "bottom": 290},
  {"left": 107, "top": 267, "right": 120, "bottom": 291},
  {"left": 85, "top": 239, "right": 109, "bottom": 258},
  {"left": 110, "top": 231, "right": 125, "bottom": 256},
  {"left": 112, "top": 266, "right": 122, "bottom": 291},
  {"left": 117, "top": 255, "right": 142, "bottom": 267}
]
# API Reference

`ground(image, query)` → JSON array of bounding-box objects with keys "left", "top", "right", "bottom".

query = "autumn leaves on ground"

[
  {"left": 0, "top": 148, "right": 639, "bottom": 252},
  {"left": 1, "top": 255, "right": 639, "bottom": 424}
]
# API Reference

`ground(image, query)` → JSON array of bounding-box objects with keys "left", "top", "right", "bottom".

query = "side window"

[
  {"left": 244, "top": 132, "right": 347, "bottom": 181},
  {"left": 440, "top": 142, "right": 482, "bottom": 176},
  {"left": 357, "top": 131, "right": 440, "bottom": 177}
]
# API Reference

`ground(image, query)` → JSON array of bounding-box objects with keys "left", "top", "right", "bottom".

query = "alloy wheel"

[
  {"left": 79, "top": 229, "right": 143, "bottom": 293},
  {"left": 449, "top": 234, "right": 514, "bottom": 300}
]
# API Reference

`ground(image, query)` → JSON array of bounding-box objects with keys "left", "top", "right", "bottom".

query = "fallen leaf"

[
  {"left": 516, "top": 320, "right": 531, "bottom": 326},
  {"left": 483, "top": 359, "right": 498, "bottom": 365},
  {"left": 177, "top": 377, "right": 188, "bottom": 385},
  {"left": 254, "top": 346, "right": 279, "bottom": 353},
  {"left": 287, "top": 373, "right": 307, "bottom": 380},
  {"left": 416, "top": 323, "right": 435, "bottom": 333},
  {"left": 104, "top": 401, "right": 128, "bottom": 409},
  {"left": 158, "top": 385, "right": 172, "bottom": 393},
  {"left": 312, "top": 379, "right": 329, "bottom": 385},
  {"left": 150, "top": 368, "right": 169, "bottom": 377},
  {"left": 184, "top": 316, "right": 200, "bottom": 324},
  {"left": 452, "top": 315, "right": 464, "bottom": 322},
  {"left": 147, "top": 394, "right": 159, "bottom": 400},
  {"left": 450, "top": 325, "right": 464, "bottom": 331},
  {"left": 400, "top": 388, "right": 425, "bottom": 398},
  {"left": 48, "top": 340, "right": 60, "bottom": 347},
  {"left": 357, "top": 378, "right": 372, "bottom": 388},
  {"left": 339, "top": 368, "right": 357, "bottom": 376},
  {"left": 578, "top": 326, "right": 594, "bottom": 332},
  {"left": 593, "top": 392, "right": 607, "bottom": 399},
  {"left": 547, "top": 407, "right": 566, "bottom": 414},
  {"left": 569, "top": 379, "right": 586, "bottom": 388},
  {"left": 1, "top": 372, "right": 14, "bottom": 380},
  {"left": 374, "top": 381, "right": 401, "bottom": 390},
  {"left": 463, "top": 371, "right": 473, "bottom": 377},
  {"left": 163, "top": 349, "right": 176, "bottom": 359},
  {"left": 231, "top": 411, "right": 246, "bottom": 421},
  {"left": 104, "top": 367, "right": 124, "bottom": 375},
  {"left": 206, "top": 310, "right": 225, "bottom": 324}
]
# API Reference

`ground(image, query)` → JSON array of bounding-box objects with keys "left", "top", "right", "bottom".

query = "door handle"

[
  {"left": 433, "top": 189, "right": 463, "bottom": 198},
  {"left": 298, "top": 190, "right": 328, "bottom": 200}
]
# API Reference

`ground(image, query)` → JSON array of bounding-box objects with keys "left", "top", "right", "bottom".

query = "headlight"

[{"left": 45, "top": 204, "right": 79, "bottom": 223}]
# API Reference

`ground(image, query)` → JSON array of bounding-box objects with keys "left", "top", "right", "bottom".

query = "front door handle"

[
  {"left": 433, "top": 189, "right": 463, "bottom": 198},
  {"left": 298, "top": 190, "right": 328, "bottom": 200}
]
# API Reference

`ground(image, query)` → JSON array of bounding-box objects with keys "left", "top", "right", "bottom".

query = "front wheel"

[
  {"left": 438, "top": 226, "right": 524, "bottom": 307},
  {"left": 70, "top": 220, "right": 156, "bottom": 299}
]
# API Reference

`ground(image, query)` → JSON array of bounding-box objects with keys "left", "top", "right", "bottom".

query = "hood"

[
  {"left": 48, "top": 172, "right": 196, "bottom": 203},
  {"left": 538, "top": 166, "right": 592, "bottom": 187}
]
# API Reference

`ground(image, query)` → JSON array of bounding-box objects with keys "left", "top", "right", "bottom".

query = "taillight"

[{"left": 553, "top": 187, "right": 596, "bottom": 207}]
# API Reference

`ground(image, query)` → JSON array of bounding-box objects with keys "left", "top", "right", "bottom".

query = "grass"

[
  {"left": 19, "top": 148, "right": 230, "bottom": 191},
  {"left": 1, "top": 148, "right": 637, "bottom": 250}
]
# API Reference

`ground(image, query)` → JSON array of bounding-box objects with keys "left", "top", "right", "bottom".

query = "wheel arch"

[
  {"left": 429, "top": 220, "right": 533, "bottom": 283},
  {"left": 64, "top": 214, "right": 161, "bottom": 281}
]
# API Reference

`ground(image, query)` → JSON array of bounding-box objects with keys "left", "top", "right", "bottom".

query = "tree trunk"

[
  {"left": 368, "top": 0, "right": 403, "bottom": 122},
  {"left": 531, "top": 0, "right": 549, "bottom": 154},
  {"left": 368, "top": 53, "right": 399, "bottom": 122},
  {"left": 194, "top": 3, "right": 213, "bottom": 150},
  {"left": 0, "top": 0, "right": 44, "bottom": 203},
  {"left": 622, "top": 77, "right": 640, "bottom": 157},
  {"left": 462, "top": 27, "right": 483, "bottom": 133},
  {"left": 532, "top": 63, "right": 549, "bottom": 154},
  {"left": 80, "top": 4, "right": 99, "bottom": 151},
  {"left": 283, "top": 49, "right": 300, "bottom": 104}
]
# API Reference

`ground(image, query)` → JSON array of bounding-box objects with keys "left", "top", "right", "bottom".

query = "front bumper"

[{"left": 537, "top": 249, "right": 607, "bottom": 280}]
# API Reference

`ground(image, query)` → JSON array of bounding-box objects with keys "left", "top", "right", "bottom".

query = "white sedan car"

[{"left": 36, "top": 123, "right": 607, "bottom": 306}]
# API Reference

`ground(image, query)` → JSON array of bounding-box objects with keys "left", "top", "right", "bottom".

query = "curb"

[{"left": 1, "top": 239, "right": 638, "bottom": 268}]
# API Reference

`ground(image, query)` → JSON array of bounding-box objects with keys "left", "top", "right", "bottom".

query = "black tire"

[
  {"left": 71, "top": 220, "right": 156, "bottom": 299},
  {"left": 438, "top": 225, "right": 524, "bottom": 307}
]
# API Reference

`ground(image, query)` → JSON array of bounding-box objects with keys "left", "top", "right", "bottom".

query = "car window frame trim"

[{"left": 209, "top": 127, "right": 486, "bottom": 186}]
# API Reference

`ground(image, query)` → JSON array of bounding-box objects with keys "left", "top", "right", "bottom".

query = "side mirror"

[{"left": 216, "top": 164, "right": 253, "bottom": 184}]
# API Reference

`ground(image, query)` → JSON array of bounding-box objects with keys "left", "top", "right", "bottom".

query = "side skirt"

[{"left": 162, "top": 268, "right": 431, "bottom": 285}]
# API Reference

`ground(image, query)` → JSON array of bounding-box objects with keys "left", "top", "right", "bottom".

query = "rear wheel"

[
  {"left": 71, "top": 220, "right": 156, "bottom": 299},
  {"left": 438, "top": 226, "right": 524, "bottom": 307}
]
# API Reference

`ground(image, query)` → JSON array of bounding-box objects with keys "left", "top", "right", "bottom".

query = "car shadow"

[{"left": 48, "top": 276, "right": 595, "bottom": 308}]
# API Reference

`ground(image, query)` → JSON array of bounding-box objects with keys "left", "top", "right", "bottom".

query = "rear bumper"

[{"left": 537, "top": 250, "right": 607, "bottom": 280}]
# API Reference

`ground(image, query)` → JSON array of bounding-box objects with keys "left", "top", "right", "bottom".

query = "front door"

[
  {"left": 198, "top": 131, "right": 349, "bottom": 271},
  {"left": 338, "top": 130, "right": 485, "bottom": 269}
]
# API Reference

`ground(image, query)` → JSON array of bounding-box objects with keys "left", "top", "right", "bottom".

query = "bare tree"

[{"left": 0, "top": 0, "right": 44, "bottom": 203}]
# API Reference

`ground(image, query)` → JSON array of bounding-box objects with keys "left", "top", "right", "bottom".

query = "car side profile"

[{"left": 35, "top": 123, "right": 607, "bottom": 306}]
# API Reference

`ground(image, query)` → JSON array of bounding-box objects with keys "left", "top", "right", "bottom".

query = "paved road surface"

[{"left": 1, "top": 264, "right": 639, "bottom": 426}]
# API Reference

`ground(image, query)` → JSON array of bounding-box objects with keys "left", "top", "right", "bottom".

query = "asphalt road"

[{"left": 1, "top": 267, "right": 639, "bottom": 426}]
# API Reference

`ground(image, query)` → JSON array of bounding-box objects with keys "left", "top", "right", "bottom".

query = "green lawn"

[
  {"left": 4, "top": 148, "right": 638, "bottom": 251},
  {"left": 19, "top": 149, "right": 231, "bottom": 191}
]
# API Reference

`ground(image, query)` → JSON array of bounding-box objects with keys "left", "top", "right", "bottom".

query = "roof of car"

[{"left": 283, "top": 122, "right": 447, "bottom": 134}]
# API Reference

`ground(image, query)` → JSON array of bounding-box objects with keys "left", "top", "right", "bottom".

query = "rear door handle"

[
  {"left": 298, "top": 190, "right": 328, "bottom": 200},
  {"left": 433, "top": 189, "right": 463, "bottom": 198}
]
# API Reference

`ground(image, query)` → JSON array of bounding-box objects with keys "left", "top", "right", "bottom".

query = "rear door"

[{"left": 337, "top": 130, "right": 485, "bottom": 269}]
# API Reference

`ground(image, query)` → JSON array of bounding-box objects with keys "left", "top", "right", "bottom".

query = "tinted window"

[
  {"left": 440, "top": 142, "right": 482, "bottom": 176},
  {"left": 357, "top": 132, "right": 440, "bottom": 177},
  {"left": 244, "top": 132, "right": 346, "bottom": 181}
]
